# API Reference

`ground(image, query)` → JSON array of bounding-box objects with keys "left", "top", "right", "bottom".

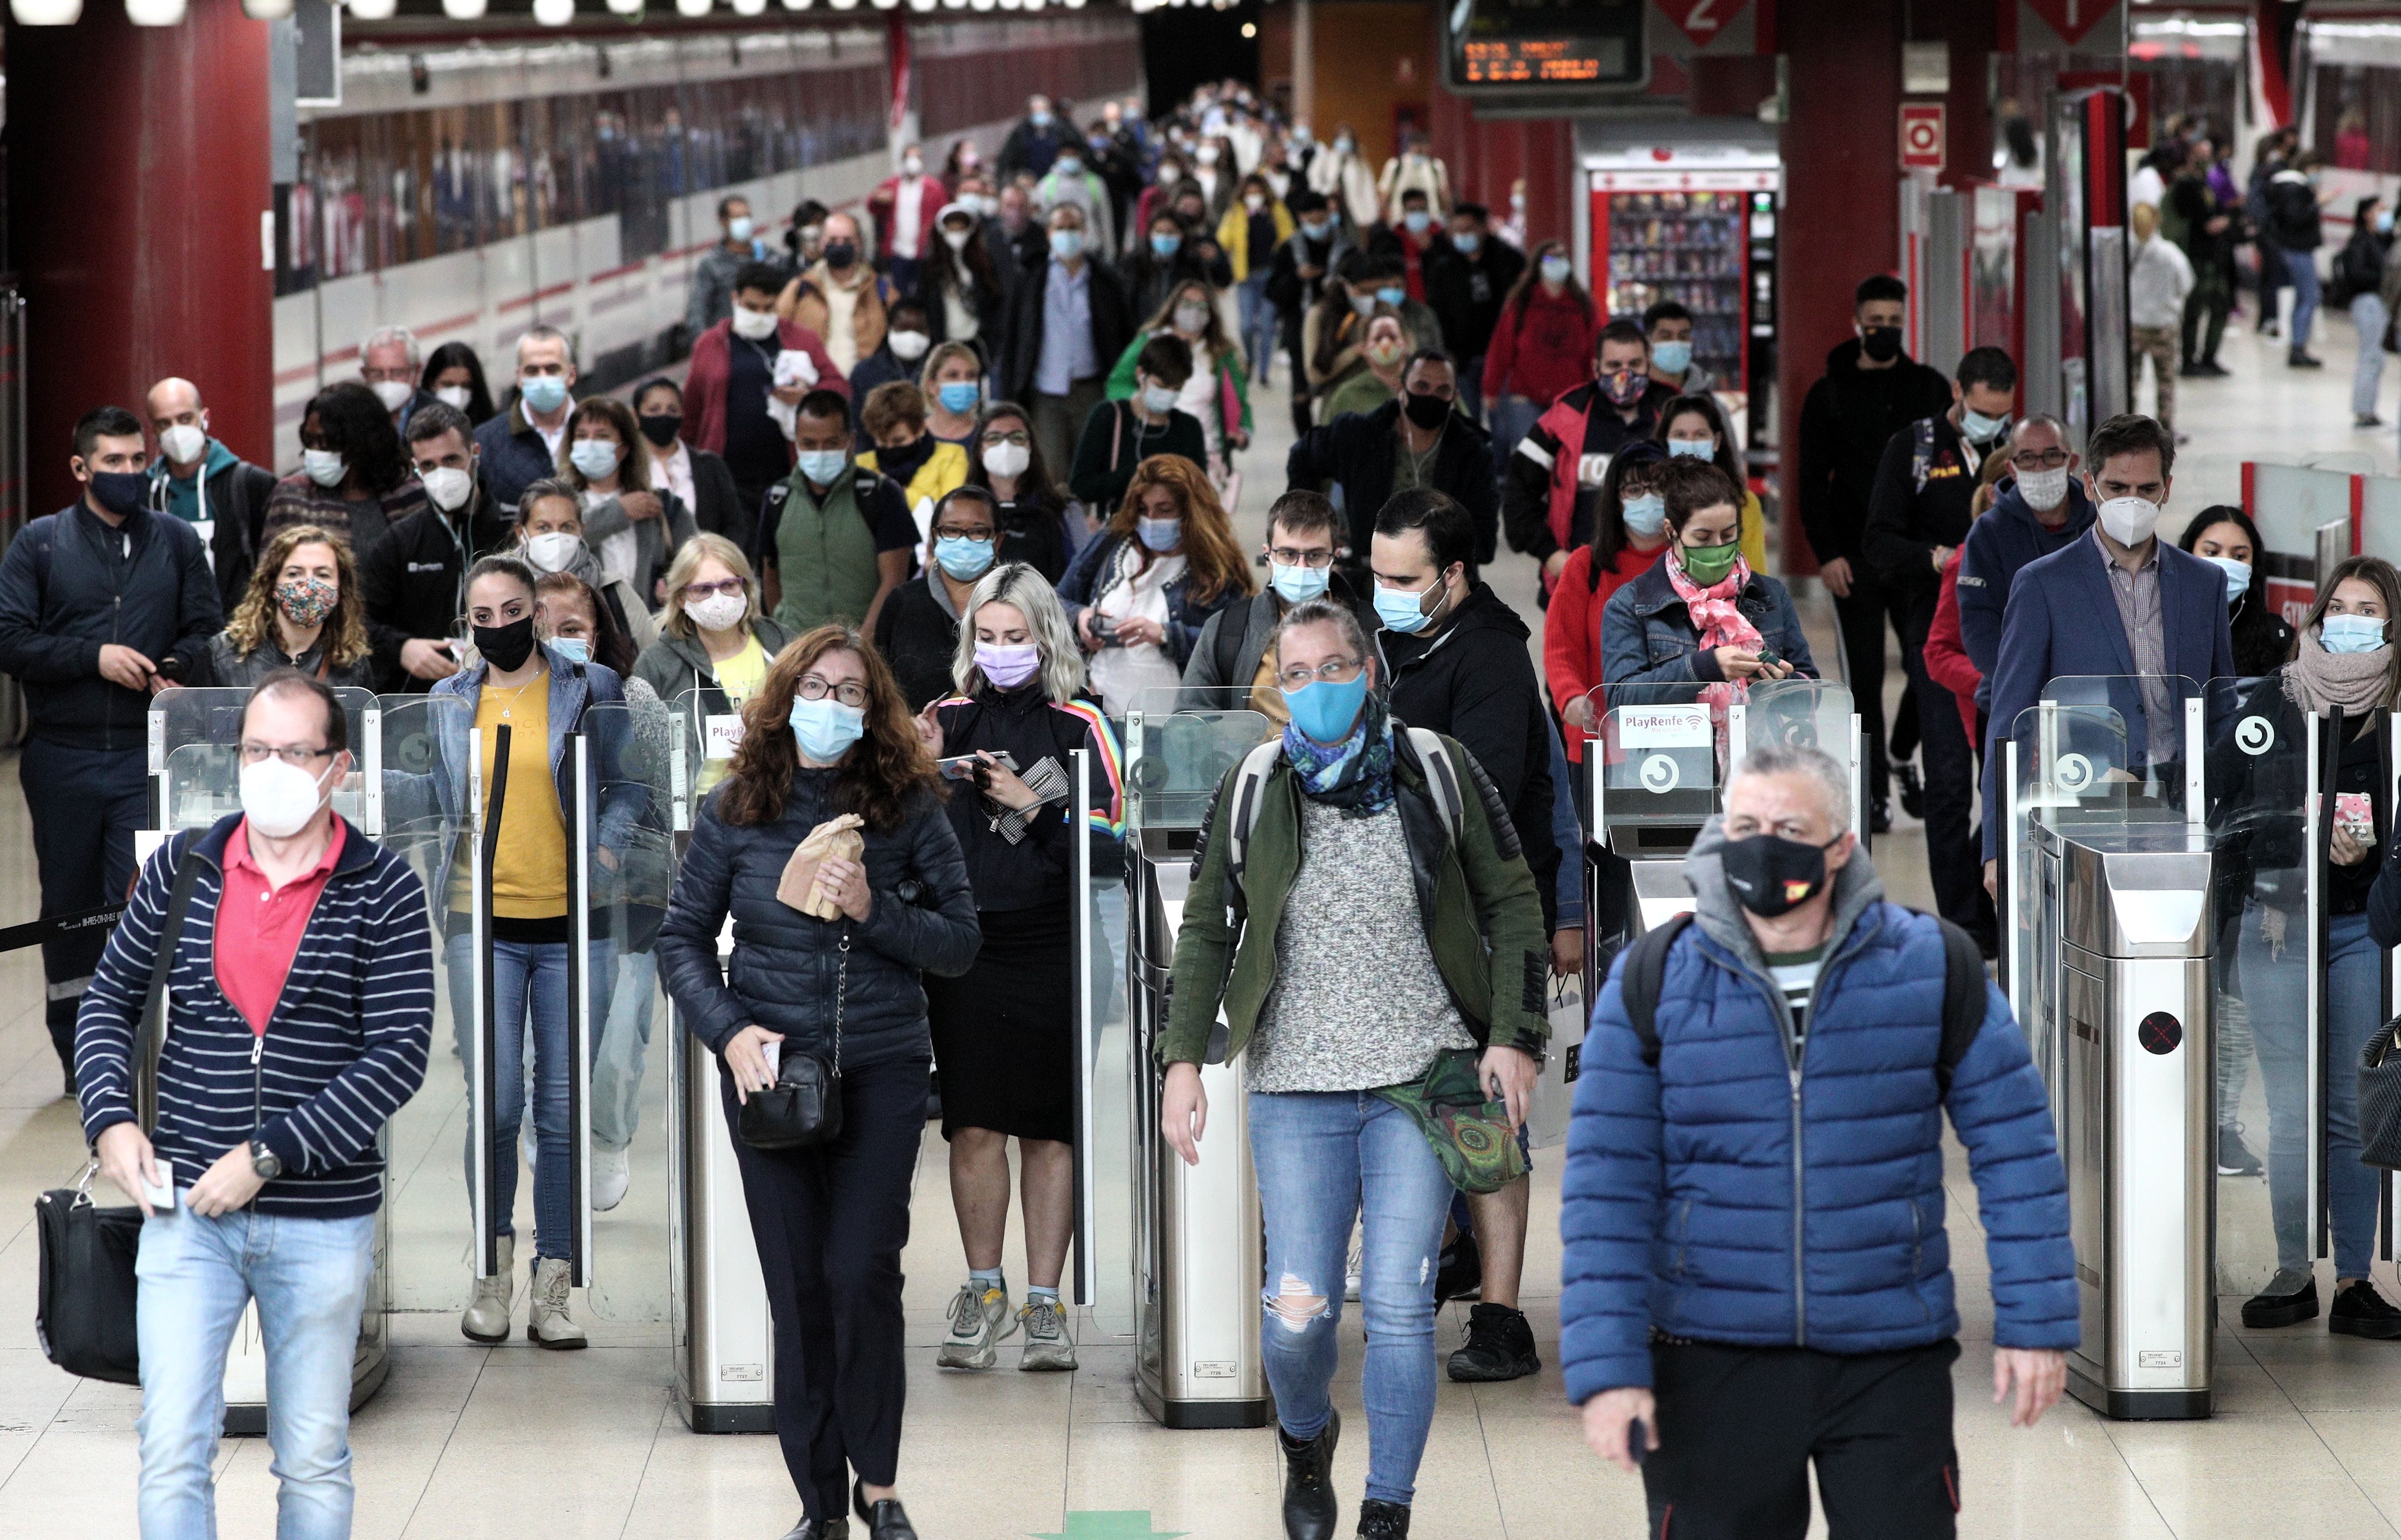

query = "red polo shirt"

[{"left": 216, "top": 818, "right": 345, "bottom": 1036}]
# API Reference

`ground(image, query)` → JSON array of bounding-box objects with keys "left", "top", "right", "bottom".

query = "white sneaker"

[
  {"left": 1345, "top": 1228, "right": 1364, "bottom": 1303},
  {"left": 935, "top": 1281, "right": 1015, "bottom": 1369},
  {"left": 461, "top": 1234, "right": 514, "bottom": 1342},
  {"left": 592, "top": 1144, "right": 630, "bottom": 1212},
  {"left": 528, "top": 1257, "right": 588, "bottom": 1349},
  {"left": 1019, "top": 1297, "right": 1078, "bottom": 1372}
]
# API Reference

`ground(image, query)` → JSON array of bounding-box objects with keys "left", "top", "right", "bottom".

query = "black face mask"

[
  {"left": 86, "top": 470, "right": 149, "bottom": 519},
  {"left": 1403, "top": 390, "right": 1452, "bottom": 430},
  {"left": 1720, "top": 832, "right": 1843, "bottom": 918},
  {"left": 823, "top": 241, "right": 858, "bottom": 271},
  {"left": 1859, "top": 325, "right": 1904, "bottom": 363},
  {"left": 475, "top": 614, "right": 538, "bottom": 674},
  {"left": 639, "top": 413, "right": 683, "bottom": 449}
]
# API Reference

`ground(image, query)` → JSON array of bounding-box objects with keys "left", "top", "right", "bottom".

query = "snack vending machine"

[{"left": 1578, "top": 138, "right": 1781, "bottom": 458}]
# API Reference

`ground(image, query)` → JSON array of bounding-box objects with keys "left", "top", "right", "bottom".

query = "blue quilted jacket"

[{"left": 1558, "top": 823, "right": 2077, "bottom": 1403}]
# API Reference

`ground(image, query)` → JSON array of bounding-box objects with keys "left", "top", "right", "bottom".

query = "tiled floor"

[{"left": 5, "top": 305, "right": 2401, "bottom": 1538}]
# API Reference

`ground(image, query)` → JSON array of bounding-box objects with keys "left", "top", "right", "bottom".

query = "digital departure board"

[{"left": 1444, "top": 0, "right": 1647, "bottom": 96}]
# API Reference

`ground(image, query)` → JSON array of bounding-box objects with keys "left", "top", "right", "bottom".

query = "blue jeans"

[
  {"left": 135, "top": 1203, "right": 377, "bottom": 1540},
  {"left": 2281, "top": 247, "right": 2320, "bottom": 353},
  {"left": 2243, "top": 908, "right": 2382, "bottom": 1277},
  {"left": 1249, "top": 1089, "right": 1452, "bottom": 1508},
  {"left": 444, "top": 930, "right": 617, "bottom": 1258},
  {"left": 1237, "top": 272, "right": 1278, "bottom": 383},
  {"left": 1487, "top": 392, "right": 1542, "bottom": 490},
  {"left": 1455, "top": 353, "right": 1487, "bottom": 424},
  {"left": 2353, "top": 292, "right": 2389, "bottom": 416},
  {"left": 592, "top": 947, "right": 658, "bottom": 1151}
]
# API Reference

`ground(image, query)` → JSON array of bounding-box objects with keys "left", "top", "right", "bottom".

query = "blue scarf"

[{"left": 1280, "top": 693, "right": 1396, "bottom": 815}]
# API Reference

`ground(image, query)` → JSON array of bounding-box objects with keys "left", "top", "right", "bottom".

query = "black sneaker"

[
  {"left": 2217, "top": 1123, "right": 2263, "bottom": 1177},
  {"left": 1432, "top": 1231, "right": 1482, "bottom": 1304},
  {"left": 2359, "top": 414, "right": 2387, "bottom": 429},
  {"left": 1447, "top": 1302, "right": 1540, "bottom": 1382},
  {"left": 1279, "top": 1409, "right": 1341, "bottom": 1540},
  {"left": 1895, "top": 763, "right": 1925, "bottom": 820},
  {"left": 2290, "top": 351, "right": 2325, "bottom": 369},
  {"left": 1357, "top": 1500, "right": 1411, "bottom": 1539},
  {"left": 1870, "top": 802, "right": 1893, "bottom": 836},
  {"left": 2242, "top": 1269, "right": 2319, "bottom": 1328},
  {"left": 2198, "top": 360, "right": 2231, "bottom": 377},
  {"left": 2331, "top": 1281, "right": 2401, "bottom": 1340}
]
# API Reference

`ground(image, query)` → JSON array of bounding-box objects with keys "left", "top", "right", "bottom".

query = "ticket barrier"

[
  {"left": 1123, "top": 686, "right": 1271, "bottom": 1429},
  {"left": 2004, "top": 676, "right": 2218, "bottom": 1419}
]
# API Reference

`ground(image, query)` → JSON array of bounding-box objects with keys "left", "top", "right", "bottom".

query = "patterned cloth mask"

[{"left": 275, "top": 576, "right": 338, "bottom": 628}]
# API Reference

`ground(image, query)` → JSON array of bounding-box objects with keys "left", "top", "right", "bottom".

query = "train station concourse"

[{"left": 7, "top": 1, "right": 2401, "bottom": 1538}]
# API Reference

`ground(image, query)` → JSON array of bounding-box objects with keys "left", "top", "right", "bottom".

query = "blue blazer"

[{"left": 1979, "top": 530, "right": 2234, "bottom": 859}]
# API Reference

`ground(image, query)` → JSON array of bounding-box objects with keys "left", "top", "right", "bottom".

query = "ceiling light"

[
  {"left": 347, "top": 0, "right": 397, "bottom": 20},
  {"left": 443, "top": 0, "right": 487, "bottom": 17},
  {"left": 241, "top": 0, "right": 294, "bottom": 17},
  {"left": 533, "top": 0, "right": 572, "bottom": 24},
  {"left": 125, "top": 0, "right": 184, "bottom": 22}
]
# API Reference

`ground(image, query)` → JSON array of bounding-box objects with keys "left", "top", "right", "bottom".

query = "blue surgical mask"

[
  {"left": 1140, "top": 383, "right": 1180, "bottom": 415},
  {"left": 547, "top": 636, "right": 590, "bottom": 665},
  {"left": 935, "top": 535, "right": 996, "bottom": 581},
  {"left": 1961, "top": 407, "right": 2009, "bottom": 444},
  {"left": 2205, "top": 555, "right": 2251, "bottom": 603},
  {"left": 1375, "top": 580, "right": 1441, "bottom": 634},
  {"left": 1403, "top": 210, "right": 1431, "bottom": 234},
  {"left": 1283, "top": 671, "right": 1371, "bottom": 744},
  {"left": 1049, "top": 228, "right": 1084, "bottom": 260},
  {"left": 1376, "top": 285, "right": 1407, "bottom": 308},
  {"left": 1651, "top": 340, "right": 1692, "bottom": 376},
  {"left": 1665, "top": 437, "right": 1715, "bottom": 461},
  {"left": 1452, "top": 232, "right": 1481, "bottom": 256},
  {"left": 1301, "top": 219, "right": 1332, "bottom": 242},
  {"left": 569, "top": 439, "right": 620, "bottom": 480},
  {"left": 728, "top": 215, "right": 755, "bottom": 243},
  {"left": 938, "top": 381, "right": 980, "bottom": 414},
  {"left": 520, "top": 375, "right": 569, "bottom": 414},
  {"left": 795, "top": 449, "right": 848, "bottom": 486},
  {"left": 2381, "top": 210, "right": 2397, "bottom": 236},
  {"left": 1137, "top": 516, "right": 1182, "bottom": 552},
  {"left": 1270, "top": 559, "right": 1331, "bottom": 604},
  {"left": 1540, "top": 254, "right": 1572, "bottom": 284},
  {"left": 2321, "top": 612, "right": 2388, "bottom": 655},
  {"left": 1621, "top": 494, "right": 1667, "bottom": 537},
  {"left": 1150, "top": 232, "right": 1183, "bottom": 258},
  {"left": 790, "top": 696, "right": 867, "bottom": 762}
]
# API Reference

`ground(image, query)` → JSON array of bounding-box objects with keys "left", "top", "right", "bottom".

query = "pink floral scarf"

[{"left": 1665, "top": 546, "right": 1766, "bottom": 711}]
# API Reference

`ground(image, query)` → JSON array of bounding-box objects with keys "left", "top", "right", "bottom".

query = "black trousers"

[
  {"left": 22, "top": 740, "right": 149, "bottom": 1076},
  {"left": 1900, "top": 602, "right": 1995, "bottom": 942},
  {"left": 1830, "top": 575, "right": 1909, "bottom": 811},
  {"left": 1287, "top": 337, "right": 1314, "bottom": 438},
  {"left": 723, "top": 1051, "right": 929, "bottom": 1521},
  {"left": 1644, "top": 1337, "right": 1962, "bottom": 1540}
]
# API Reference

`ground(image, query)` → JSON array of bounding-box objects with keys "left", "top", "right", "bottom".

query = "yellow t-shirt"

[
  {"left": 448, "top": 672, "right": 568, "bottom": 918},
  {"left": 698, "top": 636, "right": 770, "bottom": 793}
]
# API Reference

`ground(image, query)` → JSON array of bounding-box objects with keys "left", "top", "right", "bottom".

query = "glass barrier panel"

[
  {"left": 1123, "top": 685, "right": 1273, "bottom": 833},
  {"left": 1595, "top": 694, "right": 1723, "bottom": 830},
  {"left": 2040, "top": 674, "right": 2201, "bottom": 816}
]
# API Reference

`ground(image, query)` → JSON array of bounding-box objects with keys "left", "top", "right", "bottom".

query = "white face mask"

[
  {"left": 983, "top": 441, "right": 1031, "bottom": 480},
  {"left": 684, "top": 591, "right": 748, "bottom": 633},
  {"left": 159, "top": 423, "right": 206, "bottom": 465},
  {"left": 1174, "top": 303, "right": 1211, "bottom": 335},
  {"left": 367, "top": 378, "right": 415, "bottom": 413},
  {"left": 2014, "top": 464, "right": 2069, "bottom": 511},
  {"left": 434, "top": 385, "right": 473, "bottom": 411},
  {"left": 730, "top": 306, "right": 779, "bottom": 341},
  {"left": 239, "top": 755, "right": 337, "bottom": 841},
  {"left": 1244, "top": 193, "right": 1265, "bottom": 214},
  {"left": 302, "top": 448, "right": 347, "bottom": 488},
  {"left": 901, "top": 154, "right": 924, "bottom": 177},
  {"left": 523, "top": 531, "right": 581, "bottom": 573},
  {"left": 421, "top": 465, "right": 475, "bottom": 512},
  {"left": 888, "top": 330, "right": 930, "bottom": 361},
  {"left": 2096, "top": 495, "right": 2161, "bottom": 548},
  {"left": 942, "top": 227, "right": 973, "bottom": 253}
]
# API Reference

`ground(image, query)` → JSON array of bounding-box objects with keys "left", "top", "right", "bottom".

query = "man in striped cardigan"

[{"left": 78, "top": 670, "right": 435, "bottom": 1540}]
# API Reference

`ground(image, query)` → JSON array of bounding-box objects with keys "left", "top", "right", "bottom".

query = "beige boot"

[
  {"left": 528, "top": 1257, "right": 588, "bottom": 1349},
  {"left": 460, "top": 1234, "right": 514, "bottom": 1343}
]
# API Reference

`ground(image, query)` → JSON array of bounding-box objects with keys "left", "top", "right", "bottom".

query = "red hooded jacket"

[
  {"left": 681, "top": 318, "right": 848, "bottom": 460},
  {"left": 1482, "top": 283, "right": 1599, "bottom": 407}
]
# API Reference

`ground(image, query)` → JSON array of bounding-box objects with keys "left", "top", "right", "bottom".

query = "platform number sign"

[
  {"left": 1660, "top": 0, "right": 1749, "bottom": 48},
  {"left": 1899, "top": 103, "right": 1946, "bottom": 171}
]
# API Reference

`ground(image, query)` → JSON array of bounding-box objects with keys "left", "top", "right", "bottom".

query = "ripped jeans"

[{"left": 1248, "top": 1089, "right": 1453, "bottom": 1507}]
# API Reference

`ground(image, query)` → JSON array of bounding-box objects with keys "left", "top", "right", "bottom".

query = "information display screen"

[{"left": 1445, "top": 0, "right": 1646, "bottom": 94}]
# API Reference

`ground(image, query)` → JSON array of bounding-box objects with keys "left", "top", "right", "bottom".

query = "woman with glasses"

[
  {"left": 1159, "top": 598, "right": 1549, "bottom": 1540},
  {"left": 560, "top": 396, "right": 698, "bottom": 611},
  {"left": 658, "top": 626, "right": 978, "bottom": 1540},
  {"left": 197, "top": 524, "right": 378, "bottom": 688},
  {"left": 916, "top": 563, "right": 1122, "bottom": 1375},
  {"left": 429, "top": 555, "right": 633, "bottom": 1348},
  {"left": 875, "top": 486, "right": 1003, "bottom": 709},
  {"left": 1059, "top": 454, "right": 1254, "bottom": 717},
  {"left": 964, "top": 401, "right": 1070, "bottom": 581},
  {"left": 632, "top": 535, "right": 792, "bottom": 764}
]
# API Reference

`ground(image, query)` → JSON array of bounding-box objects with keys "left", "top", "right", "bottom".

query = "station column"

[{"left": 6, "top": 4, "right": 275, "bottom": 516}]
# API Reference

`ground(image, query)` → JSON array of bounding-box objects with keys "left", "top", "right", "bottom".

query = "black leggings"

[
  {"left": 1644, "top": 1337, "right": 1962, "bottom": 1540},
  {"left": 723, "top": 1052, "right": 930, "bottom": 1521}
]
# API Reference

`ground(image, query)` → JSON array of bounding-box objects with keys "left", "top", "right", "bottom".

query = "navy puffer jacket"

[
  {"left": 657, "top": 766, "right": 981, "bottom": 1068},
  {"left": 1558, "top": 822, "right": 2076, "bottom": 1403}
]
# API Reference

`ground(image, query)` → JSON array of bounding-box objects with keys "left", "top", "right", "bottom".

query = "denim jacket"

[{"left": 1598, "top": 560, "right": 1820, "bottom": 688}]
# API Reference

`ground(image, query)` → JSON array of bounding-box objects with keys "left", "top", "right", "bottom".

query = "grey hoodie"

[{"left": 1680, "top": 815, "right": 1886, "bottom": 1053}]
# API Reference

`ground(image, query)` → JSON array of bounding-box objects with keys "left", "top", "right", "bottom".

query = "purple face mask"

[{"left": 977, "top": 640, "right": 1043, "bottom": 690}]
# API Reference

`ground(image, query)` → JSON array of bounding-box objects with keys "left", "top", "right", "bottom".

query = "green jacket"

[{"left": 1159, "top": 727, "right": 1550, "bottom": 1068}]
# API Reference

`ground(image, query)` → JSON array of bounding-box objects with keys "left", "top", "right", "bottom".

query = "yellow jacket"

[
  {"left": 857, "top": 440, "right": 969, "bottom": 539},
  {"left": 1216, "top": 199, "right": 1297, "bottom": 283}
]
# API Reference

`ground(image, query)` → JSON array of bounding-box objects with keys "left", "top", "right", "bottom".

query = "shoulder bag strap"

[
  {"left": 136, "top": 842, "right": 206, "bottom": 1134},
  {"left": 831, "top": 928, "right": 850, "bottom": 1076},
  {"left": 1622, "top": 913, "right": 1696, "bottom": 1069}
]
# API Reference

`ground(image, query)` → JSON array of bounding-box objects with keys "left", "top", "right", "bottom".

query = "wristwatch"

[{"left": 248, "top": 1139, "right": 284, "bottom": 1182}]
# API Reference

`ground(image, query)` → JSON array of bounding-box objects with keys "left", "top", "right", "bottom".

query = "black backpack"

[{"left": 1615, "top": 909, "right": 1990, "bottom": 1092}]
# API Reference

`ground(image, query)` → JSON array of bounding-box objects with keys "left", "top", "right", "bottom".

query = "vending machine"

[{"left": 1575, "top": 129, "right": 1781, "bottom": 464}]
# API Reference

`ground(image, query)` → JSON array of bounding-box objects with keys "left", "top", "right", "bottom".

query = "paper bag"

[
  {"left": 777, "top": 813, "right": 867, "bottom": 920},
  {"left": 1527, "top": 973, "right": 1587, "bottom": 1150}
]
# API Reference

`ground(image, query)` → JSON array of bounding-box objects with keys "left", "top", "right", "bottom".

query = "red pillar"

[
  {"left": 1775, "top": 0, "right": 1904, "bottom": 574},
  {"left": 7, "top": 1, "right": 275, "bottom": 516}
]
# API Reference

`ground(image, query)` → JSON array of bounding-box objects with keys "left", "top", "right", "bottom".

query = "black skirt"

[{"left": 924, "top": 901, "right": 1076, "bottom": 1144}]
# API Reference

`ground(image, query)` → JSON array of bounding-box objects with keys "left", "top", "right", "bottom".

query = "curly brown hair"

[
  {"left": 225, "top": 524, "right": 371, "bottom": 669},
  {"left": 1108, "top": 454, "right": 1255, "bottom": 607},
  {"left": 716, "top": 625, "right": 940, "bottom": 832}
]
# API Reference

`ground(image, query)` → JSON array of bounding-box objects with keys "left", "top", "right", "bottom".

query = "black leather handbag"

[
  {"left": 738, "top": 930, "right": 849, "bottom": 1151},
  {"left": 34, "top": 845, "right": 200, "bottom": 1385},
  {"left": 2360, "top": 1016, "right": 2401, "bottom": 1169}
]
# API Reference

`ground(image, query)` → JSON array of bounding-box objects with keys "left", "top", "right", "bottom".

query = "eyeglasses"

[
  {"left": 1269, "top": 547, "right": 1335, "bottom": 569},
  {"left": 683, "top": 578, "right": 745, "bottom": 600},
  {"left": 935, "top": 527, "right": 995, "bottom": 544},
  {"left": 1276, "top": 656, "right": 1364, "bottom": 690},
  {"left": 240, "top": 742, "right": 336, "bottom": 767},
  {"left": 797, "top": 674, "right": 870, "bottom": 708},
  {"left": 981, "top": 430, "right": 1031, "bottom": 448},
  {"left": 2011, "top": 449, "right": 2071, "bottom": 470}
]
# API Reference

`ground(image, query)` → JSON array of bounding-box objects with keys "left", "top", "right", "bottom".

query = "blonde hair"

[
  {"left": 920, "top": 342, "right": 983, "bottom": 398},
  {"left": 950, "top": 563, "right": 1087, "bottom": 703},
  {"left": 659, "top": 532, "right": 761, "bottom": 641},
  {"left": 226, "top": 525, "right": 371, "bottom": 669}
]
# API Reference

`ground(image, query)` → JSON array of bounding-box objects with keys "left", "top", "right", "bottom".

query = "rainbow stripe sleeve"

[{"left": 1053, "top": 700, "right": 1127, "bottom": 840}]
